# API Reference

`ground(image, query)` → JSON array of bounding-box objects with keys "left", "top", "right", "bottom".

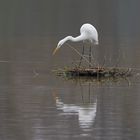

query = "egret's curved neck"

[
  {"left": 69, "top": 34, "right": 85, "bottom": 42},
  {"left": 62, "top": 34, "right": 84, "bottom": 44},
  {"left": 57, "top": 34, "right": 85, "bottom": 49}
]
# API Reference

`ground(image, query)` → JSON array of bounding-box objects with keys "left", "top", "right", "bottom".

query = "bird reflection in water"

[{"left": 54, "top": 83, "right": 97, "bottom": 131}]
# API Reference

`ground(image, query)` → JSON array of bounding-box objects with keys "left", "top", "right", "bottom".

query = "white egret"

[{"left": 53, "top": 23, "right": 99, "bottom": 67}]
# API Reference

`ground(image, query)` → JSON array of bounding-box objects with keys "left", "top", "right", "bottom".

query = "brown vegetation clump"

[{"left": 55, "top": 67, "right": 132, "bottom": 78}]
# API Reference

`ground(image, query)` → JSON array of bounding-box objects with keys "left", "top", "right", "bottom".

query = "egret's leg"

[
  {"left": 89, "top": 45, "right": 92, "bottom": 67},
  {"left": 78, "top": 45, "right": 85, "bottom": 67}
]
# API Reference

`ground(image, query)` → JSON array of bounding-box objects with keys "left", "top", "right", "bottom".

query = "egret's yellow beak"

[{"left": 52, "top": 47, "right": 59, "bottom": 55}]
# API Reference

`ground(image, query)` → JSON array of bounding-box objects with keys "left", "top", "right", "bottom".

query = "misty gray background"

[
  {"left": 0, "top": 1, "right": 140, "bottom": 140},
  {"left": 0, "top": 0, "right": 140, "bottom": 38}
]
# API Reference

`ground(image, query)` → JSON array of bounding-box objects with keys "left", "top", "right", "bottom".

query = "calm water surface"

[{"left": 0, "top": 0, "right": 140, "bottom": 140}]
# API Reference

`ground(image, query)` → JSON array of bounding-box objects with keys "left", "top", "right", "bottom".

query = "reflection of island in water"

[
  {"left": 54, "top": 83, "right": 97, "bottom": 131},
  {"left": 66, "top": 76, "right": 131, "bottom": 86}
]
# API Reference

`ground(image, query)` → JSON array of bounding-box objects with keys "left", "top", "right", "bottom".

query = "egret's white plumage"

[{"left": 53, "top": 23, "right": 99, "bottom": 55}]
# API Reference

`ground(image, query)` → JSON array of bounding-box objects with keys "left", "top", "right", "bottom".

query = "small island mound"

[{"left": 54, "top": 67, "right": 132, "bottom": 78}]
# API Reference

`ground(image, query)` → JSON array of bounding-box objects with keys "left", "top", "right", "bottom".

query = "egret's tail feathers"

[{"left": 95, "top": 41, "right": 99, "bottom": 45}]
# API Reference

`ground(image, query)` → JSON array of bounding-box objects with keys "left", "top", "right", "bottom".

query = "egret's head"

[
  {"left": 53, "top": 42, "right": 62, "bottom": 55},
  {"left": 52, "top": 39, "right": 66, "bottom": 55},
  {"left": 53, "top": 36, "right": 72, "bottom": 55},
  {"left": 52, "top": 45, "right": 61, "bottom": 55}
]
